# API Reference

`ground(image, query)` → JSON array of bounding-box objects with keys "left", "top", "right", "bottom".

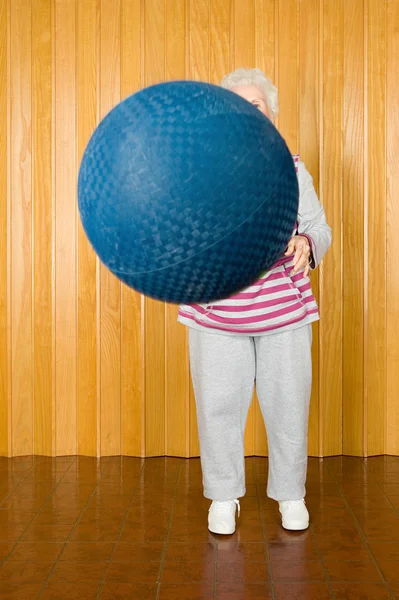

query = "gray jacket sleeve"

[{"left": 296, "top": 160, "right": 332, "bottom": 269}]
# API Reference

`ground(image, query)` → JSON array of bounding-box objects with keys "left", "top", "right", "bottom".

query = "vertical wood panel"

[
  {"left": 165, "top": 0, "right": 188, "bottom": 457},
  {"left": 10, "top": 0, "right": 33, "bottom": 456},
  {"left": 255, "top": 0, "right": 275, "bottom": 79},
  {"left": 233, "top": 0, "right": 255, "bottom": 68},
  {"left": 210, "top": 0, "right": 230, "bottom": 84},
  {"left": 320, "top": 0, "right": 344, "bottom": 456},
  {"left": 0, "top": 0, "right": 9, "bottom": 456},
  {"left": 144, "top": 0, "right": 166, "bottom": 457},
  {"left": 387, "top": 0, "right": 399, "bottom": 455},
  {"left": 121, "top": 0, "right": 145, "bottom": 457},
  {"left": 299, "top": 0, "right": 320, "bottom": 456},
  {"left": 55, "top": 0, "right": 77, "bottom": 454},
  {"left": 77, "top": 0, "right": 98, "bottom": 456},
  {"left": 189, "top": 0, "right": 209, "bottom": 82},
  {"left": 254, "top": 0, "right": 275, "bottom": 457},
  {"left": 99, "top": 0, "right": 121, "bottom": 456},
  {"left": 188, "top": 0, "right": 209, "bottom": 457},
  {"left": 231, "top": 0, "right": 257, "bottom": 456},
  {"left": 188, "top": 366, "right": 200, "bottom": 456},
  {"left": 33, "top": 0, "right": 53, "bottom": 455},
  {"left": 343, "top": 0, "right": 364, "bottom": 455},
  {"left": 366, "top": 0, "right": 386, "bottom": 456},
  {"left": 184, "top": 0, "right": 233, "bottom": 459},
  {"left": 277, "top": 0, "right": 299, "bottom": 153}
]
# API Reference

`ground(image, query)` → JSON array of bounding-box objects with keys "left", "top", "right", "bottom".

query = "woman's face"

[{"left": 231, "top": 84, "right": 272, "bottom": 120}]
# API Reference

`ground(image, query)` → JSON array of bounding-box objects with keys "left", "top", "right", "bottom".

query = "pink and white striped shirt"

[{"left": 178, "top": 156, "right": 332, "bottom": 337}]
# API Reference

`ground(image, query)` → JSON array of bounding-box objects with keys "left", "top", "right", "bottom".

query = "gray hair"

[{"left": 220, "top": 68, "right": 279, "bottom": 119}]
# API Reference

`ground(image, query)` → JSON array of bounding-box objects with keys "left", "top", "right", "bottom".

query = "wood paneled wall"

[{"left": 1, "top": 0, "right": 398, "bottom": 457}]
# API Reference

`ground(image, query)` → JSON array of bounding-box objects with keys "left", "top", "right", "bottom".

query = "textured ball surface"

[{"left": 78, "top": 81, "right": 299, "bottom": 304}]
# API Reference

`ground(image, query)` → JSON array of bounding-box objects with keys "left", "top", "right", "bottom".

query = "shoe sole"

[
  {"left": 208, "top": 525, "right": 236, "bottom": 535},
  {"left": 281, "top": 520, "right": 309, "bottom": 531}
]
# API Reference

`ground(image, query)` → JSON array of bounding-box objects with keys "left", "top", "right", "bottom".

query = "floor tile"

[
  {"left": 158, "top": 583, "right": 214, "bottom": 599},
  {"left": 86, "top": 488, "right": 133, "bottom": 510},
  {"left": 0, "top": 583, "right": 42, "bottom": 599},
  {"left": 272, "top": 560, "right": 325, "bottom": 582},
  {"left": 0, "top": 543, "right": 15, "bottom": 561},
  {"left": 376, "top": 561, "right": 399, "bottom": 583},
  {"left": 9, "top": 542, "right": 64, "bottom": 562},
  {"left": 324, "top": 560, "right": 383, "bottom": 582},
  {"left": 41, "top": 583, "right": 100, "bottom": 599},
  {"left": 70, "top": 513, "right": 123, "bottom": 542},
  {"left": 216, "top": 582, "right": 272, "bottom": 599},
  {"left": 60, "top": 541, "right": 115, "bottom": 561},
  {"left": 217, "top": 560, "right": 269, "bottom": 582},
  {"left": 274, "top": 582, "right": 332, "bottom": 599},
  {"left": 120, "top": 521, "right": 169, "bottom": 542},
  {"left": 162, "top": 559, "right": 214, "bottom": 583},
  {"left": 100, "top": 582, "right": 157, "bottom": 599},
  {"left": 217, "top": 541, "right": 266, "bottom": 562},
  {"left": 21, "top": 522, "right": 74, "bottom": 542},
  {"left": 113, "top": 541, "right": 165, "bottom": 562},
  {"left": 49, "top": 560, "right": 108, "bottom": 583},
  {"left": 331, "top": 583, "right": 392, "bottom": 599},
  {"left": 106, "top": 560, "right": 161, "bottom": 582},
  {"left": 268, "top": 539, "right": 319, "bottom": 562},
  {"left": 0, "top": 560, "right": 55, "bottom": 584},
  {"left": 264, "top": 521, "right": 311, "bottom": 544},
  {"left": 369, "top": 542, "right": 399, "bottom": 563},
  {"left": 360, "top": 521, "right": 399, "bottom": 542}
]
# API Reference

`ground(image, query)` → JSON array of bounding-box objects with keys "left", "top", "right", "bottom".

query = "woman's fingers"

[
  {"left": 292, "top": 252, "right": 309, "bottom": 275},
  {"left": 285, "top": 239, "right": 296, "bottom": 256},
  {"left": 286, "top": 236, "right": 311, "bottom": 276}
]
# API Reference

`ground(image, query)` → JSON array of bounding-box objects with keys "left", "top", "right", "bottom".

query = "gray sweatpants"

[{"left": 189, "top": 324, "right": 312, "bottom": 502}]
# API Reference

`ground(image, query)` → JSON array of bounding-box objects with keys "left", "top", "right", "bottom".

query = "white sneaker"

[
  {"left": 208, "top": 499, "right": 240, "bottom": 535},
  {"left": 279, "top": 499, "right": 309, "bottom": 531}
]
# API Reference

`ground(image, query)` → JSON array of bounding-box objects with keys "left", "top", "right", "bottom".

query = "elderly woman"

[{"left": 178, "top": 68, "right": 332, "bottom": 534}]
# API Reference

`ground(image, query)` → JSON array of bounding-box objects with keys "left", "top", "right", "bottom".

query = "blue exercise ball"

[{"left": 78, "top": 81, "right": 299, "bottom": 304}]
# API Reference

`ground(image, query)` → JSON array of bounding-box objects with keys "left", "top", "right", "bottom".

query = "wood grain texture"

[
  {"left": 1, "top": 0, "right": 398, "bottom": 458},
  {"left": 254, "top": 0, "right": 275, "bottom": 457},
  {"left": 121, "top": 0, "right": 145, "bottom": 457},
  {"left": 233, "top": 0, "right": 255, "bottom": 68},
  {"left": 366, "top": 0, "right": 386, "bottom": 456},
  {"left": 77, "top": 0, "right": 98, "bottom": 456},
  {"left": 10, "top": 0, "right": 33, "bottom": 456},
  {"left": 187, "top": 0, "right": 209, "bottom": 458},
  {"left": 144, "top": 0, "right": 166, "bottom": 457},
  {"left": 54, "top": 0, "right": 77, "bottom": 455},
  {"left": 319, "top": 0, "right": 343, "bottom": 456},
  {"left": 189, "top": 0, "right": 209, "bottom": 82},
  {"left": 210, "top": 0, "right": 230, "bottom": 84},
  {"left": 33, "top": 0, "right": 53, "bottom": 455},
  {"left": 277, "top": 0, "right": 299, "bottom": 153},
  {"left": 232, "top": 0, "right": 257, "bottom": 456},
  {"left": 0, "top": 0, "right": 8, "bottom": 456},
  {"left": 165, "top": 0, "right": 188, "bottom": 457},
  {"left": 99, "top": 0, "right": 122, "bottom": 456},
  {"left": 299, "top": 0, "right": 320, "bottom": 456},
  {"left": 343, "top": 0, "right": 364, "bottom": 456},
  {"left": 386, "top": 0, "right": 399, "bottom": 455}
]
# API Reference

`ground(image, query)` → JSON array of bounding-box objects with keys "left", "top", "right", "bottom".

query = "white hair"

[{"left": 220, "top": 68, "right": 279, "bottom": 119}]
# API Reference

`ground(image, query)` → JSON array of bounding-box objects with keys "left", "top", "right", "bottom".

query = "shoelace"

[
  {"left": 212, "top": 499, "right": 240, "bottom": 517},
  {"left": 280, "top": 500, "right": 305, "bottom": 511}
]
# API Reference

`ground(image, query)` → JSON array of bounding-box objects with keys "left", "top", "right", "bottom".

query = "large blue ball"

[{"left": 78, "top": 81, "right": 299, "bottom": 304}]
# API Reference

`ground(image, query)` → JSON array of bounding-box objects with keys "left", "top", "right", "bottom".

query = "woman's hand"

[{"left": 285, "top": 235, "right": 311, "bottom": 277}]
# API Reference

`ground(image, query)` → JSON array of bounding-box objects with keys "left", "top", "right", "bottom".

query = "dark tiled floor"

[{"left": 0, "top": 456, "right": 399, "bottom": 599}]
